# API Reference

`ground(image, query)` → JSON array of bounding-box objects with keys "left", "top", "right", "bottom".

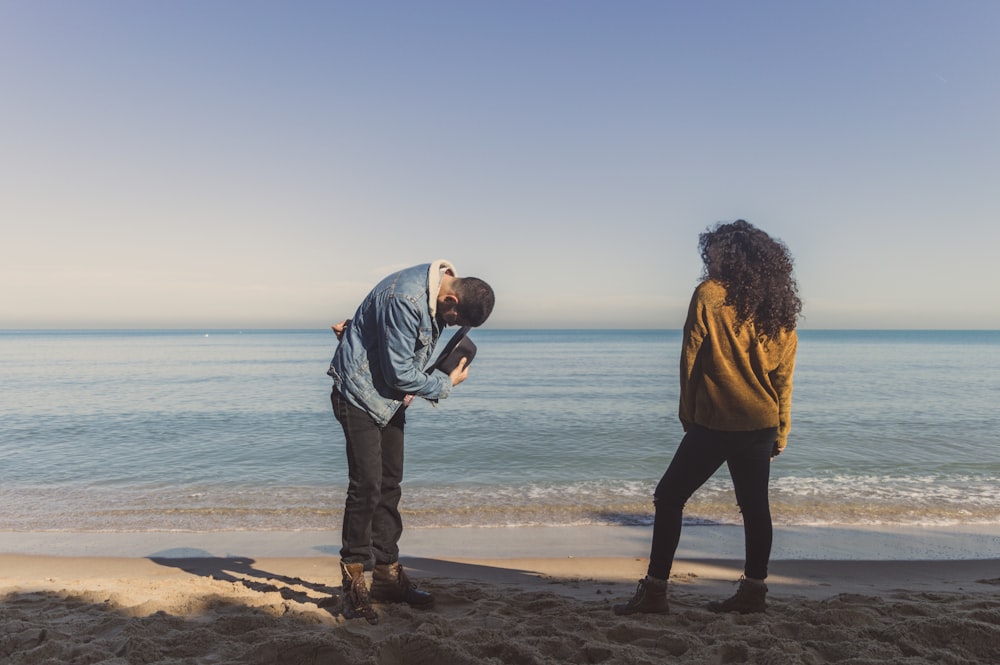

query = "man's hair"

[{"left": 453, "top": 277, "right": 495, "bottom": 327}]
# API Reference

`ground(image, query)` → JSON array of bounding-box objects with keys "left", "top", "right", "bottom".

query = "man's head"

[{"left": 437, "top": 276, "right": 495, "bottom": 327}]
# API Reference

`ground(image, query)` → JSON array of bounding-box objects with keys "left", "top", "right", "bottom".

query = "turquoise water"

[{"left": 2, "top": 329, "right": 999, "bottom": 531}]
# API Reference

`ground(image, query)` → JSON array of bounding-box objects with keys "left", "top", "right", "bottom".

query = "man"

[{"left": 327, "top": 260, "right": 495, "bottom": 624}]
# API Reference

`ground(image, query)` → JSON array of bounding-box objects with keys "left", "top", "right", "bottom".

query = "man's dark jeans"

[
  {"left": 648, "top": 424, "right": 778, "bottom": 581},
  {"left": 331, "top": 390, "right": 406, "bottom": 567}
]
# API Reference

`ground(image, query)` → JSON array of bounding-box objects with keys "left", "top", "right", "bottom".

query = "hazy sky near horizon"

[{"left": 2, "top": 1, "right": 998, "bottom": 329}]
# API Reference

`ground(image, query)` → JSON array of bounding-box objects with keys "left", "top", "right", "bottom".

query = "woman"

[{"left": 615, "top": 219, "right": 802, "bottom": 616}]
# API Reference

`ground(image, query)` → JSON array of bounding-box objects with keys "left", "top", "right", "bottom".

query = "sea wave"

[{"left": 3, "top": 473, "right": 999, "bottom": 532}]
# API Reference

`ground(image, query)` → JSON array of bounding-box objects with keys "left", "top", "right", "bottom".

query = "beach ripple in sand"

[{"left": 2, "top": 579, "right": 1000, "bottom": 665}]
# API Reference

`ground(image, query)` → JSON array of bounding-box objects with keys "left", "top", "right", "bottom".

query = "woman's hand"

[{"left": 770, "top": 441, "right": 783, "bottom": 460}]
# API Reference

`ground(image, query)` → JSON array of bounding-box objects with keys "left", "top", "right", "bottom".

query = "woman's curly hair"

[{"left": 699, "top": 219, "right": 802, "bottom": 339}]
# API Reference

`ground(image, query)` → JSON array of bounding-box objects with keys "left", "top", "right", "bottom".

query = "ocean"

[{"left": 2, "top": 329, "right": 999, "bottom": 533}]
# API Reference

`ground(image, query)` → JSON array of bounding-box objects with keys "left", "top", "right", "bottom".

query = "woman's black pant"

[{"left": 648, "top": 424, "right": 778, "bottom": 581}]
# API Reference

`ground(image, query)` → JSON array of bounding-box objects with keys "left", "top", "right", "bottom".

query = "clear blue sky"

[{"left": 2, "top": 1, "right": 998, "bottom": 329}]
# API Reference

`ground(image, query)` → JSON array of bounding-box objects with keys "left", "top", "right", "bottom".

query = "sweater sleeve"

[
  {"left": 678, "top": 286, "right": 709, "bottom": 430},
  {"left": 771, "top": 331, "right": 797, "bottom": 451}
]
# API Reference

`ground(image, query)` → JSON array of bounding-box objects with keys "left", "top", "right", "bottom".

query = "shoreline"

[
  {"left": 3, "top": 552, "right": 999, "bottom": 603},
  {"left": 2, "top": 523, "right": 999, "bottom": 560}
]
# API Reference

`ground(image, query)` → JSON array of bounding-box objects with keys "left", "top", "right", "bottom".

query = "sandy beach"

[{"left": 2, "top": 527, "right": 999, "bottom": 664}]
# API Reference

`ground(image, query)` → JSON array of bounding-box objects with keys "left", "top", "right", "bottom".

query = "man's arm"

[{"left": 377, "top": 299, "right": 452, "bottom": 399}]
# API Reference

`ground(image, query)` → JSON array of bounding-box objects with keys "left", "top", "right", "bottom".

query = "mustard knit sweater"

[{"left": 678, "top": 280, "right": 798, "bottom": 451}]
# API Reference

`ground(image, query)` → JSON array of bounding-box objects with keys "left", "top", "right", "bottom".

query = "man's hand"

[
  {"left": 449, "top": 357, "right": 471, "bottom": 387},
  {"left": 331, "top": 320, "right": 348, "bottom": 341}
]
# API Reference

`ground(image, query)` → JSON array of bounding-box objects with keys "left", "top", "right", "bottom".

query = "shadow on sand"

[{"left": 149, "top": 552, "right": 343, "bottom": 613}]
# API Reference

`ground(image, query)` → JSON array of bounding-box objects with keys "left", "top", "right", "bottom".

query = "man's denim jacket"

[{"left": 327, "top": 261, "right": 454, "bottom": 427}]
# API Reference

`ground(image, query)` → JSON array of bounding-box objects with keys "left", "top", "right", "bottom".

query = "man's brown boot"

[
  {"left": 371, "top": 562, "right": 434, "bottom": 608},
  {"left": 707, "top": 576, "right": 767, "bottom": 614},
  {"left": 612, "top": 575, "right": 669, "bottom": 615},
  {"left": 340, "top": 561, "right": 378, "bottom": 624}
]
